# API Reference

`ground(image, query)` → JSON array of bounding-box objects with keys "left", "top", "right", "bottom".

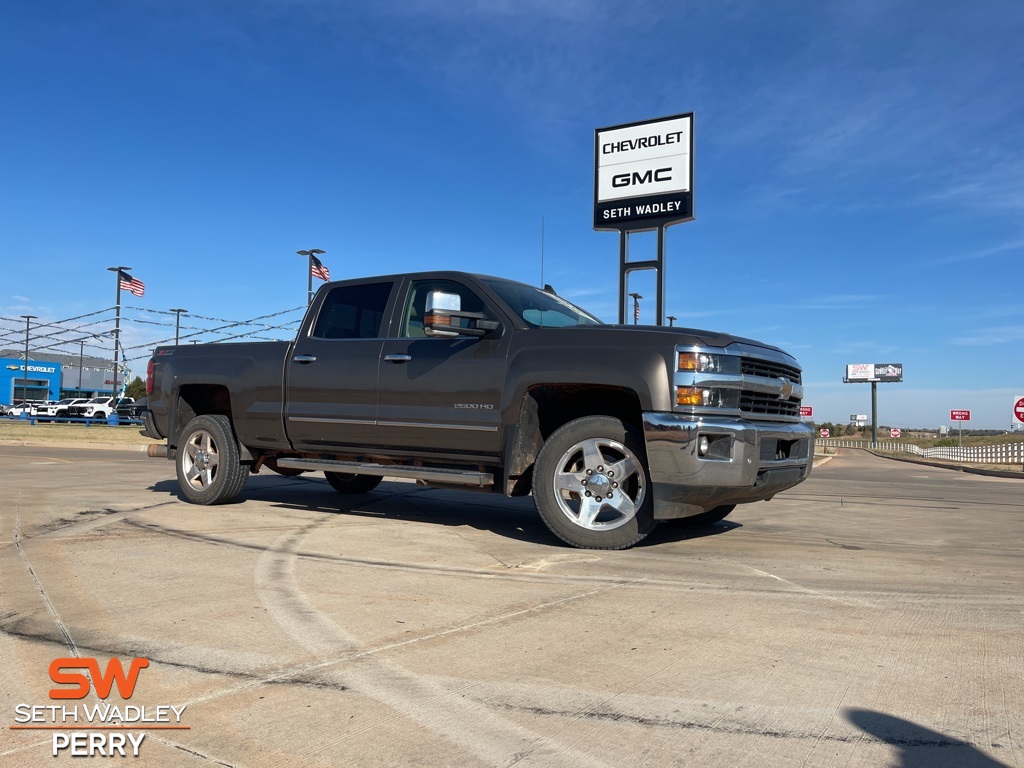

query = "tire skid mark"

[
  {"left": 253, "top": 520, "right": 617, "bottom": 768},
  {"left": 126, "top": 517, "right": 896, "bottom": 604}
]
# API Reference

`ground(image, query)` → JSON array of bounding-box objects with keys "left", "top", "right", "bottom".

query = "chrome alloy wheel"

[
  {"left": 550, "top": 437, "right": 646, "bottom": 531},
  {"left": 181, "top": 428, "right": 221, "bottom": 492}
]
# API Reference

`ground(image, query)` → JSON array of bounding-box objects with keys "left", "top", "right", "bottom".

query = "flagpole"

[
  {"left": 296, "top": 249, "right": 326, "bottom": 306},
  {"left": 107, "top": 266, "right": 130, "bottom": 397}
]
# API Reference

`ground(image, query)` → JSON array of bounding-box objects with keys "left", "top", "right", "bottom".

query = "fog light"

[{"left": 698, "top": 435, "right": 710, "bottom": 456}]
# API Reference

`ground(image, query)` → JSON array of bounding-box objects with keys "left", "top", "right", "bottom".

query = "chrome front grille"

[
  {"left": 741, "top": 357, "right": 802, "bottom": 384},
  {"left": 741, "top": 392, "right": 801, "bottom": 418}
]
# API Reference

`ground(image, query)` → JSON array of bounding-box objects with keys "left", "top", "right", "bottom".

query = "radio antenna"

[{"left": 540, "top": 215, "right": 545, "bottom": 287}]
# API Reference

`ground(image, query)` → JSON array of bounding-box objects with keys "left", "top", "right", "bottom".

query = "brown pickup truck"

[{"left": 144, "top": 271, "right": 813, "bottom": 549}]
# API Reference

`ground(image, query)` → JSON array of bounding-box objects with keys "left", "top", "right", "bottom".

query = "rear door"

[
  {"left": 284, "top": 280, "right": 396, "bottom": 453},
  {"left": 376, "top": 277, "right": 510, "bottom": 460}
]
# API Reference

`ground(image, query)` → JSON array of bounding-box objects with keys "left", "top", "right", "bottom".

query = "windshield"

[
  {"left": 483, "top": 279, "right": 603, "bottom": 328},
  {"left": 88, "top": 397, "right": 108, "bottom": 404}
]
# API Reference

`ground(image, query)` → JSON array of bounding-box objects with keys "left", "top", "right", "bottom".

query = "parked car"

[
  {"left": 37, "top": 398, "right": 84, "bottom": 418},
  {"left": 49, "top": 398, "right": 92, "bottom": 420},
  {"left": 116, "top": 397, "right": 147, "bottom": 421},
  {"left": 68, "top": 396, "right": 133, "bottom": 420},
  {"left": 6, "top": 400, "right": 46, "bottom": 417}
]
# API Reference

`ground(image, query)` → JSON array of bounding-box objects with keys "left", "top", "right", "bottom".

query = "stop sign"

[
  {"left": 820, "top": 429, "right": 830, "bottom": 438},
  {"left": 891, "top": 428, "right": 901, "bottom": 438},
  {"left": 1015, "top": 396, "right": 1024, "bottom": 424}
]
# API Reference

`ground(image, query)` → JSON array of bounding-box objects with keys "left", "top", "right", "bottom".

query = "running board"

[{"left": 275, "top": 457, "right": 493, "bottom": 487}]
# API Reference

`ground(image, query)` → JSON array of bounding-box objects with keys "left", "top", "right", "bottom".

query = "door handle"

[
  {"left": 384, "top": 354, "right": 412, "bottom": 363},
  {"left": 292, "top": 354, "right": 317, "bottom": 364}
]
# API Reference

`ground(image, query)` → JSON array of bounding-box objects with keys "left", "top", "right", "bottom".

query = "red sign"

[
  {"left": 800, "top": 406, "right": 813, "bottom": 417},
  {"left": 819, "top": 429, "right": 830, "bottom": 438},
  {"left": 950, "top": 410, "right": 971, "bottom": 421},
  {"left": 890, "top": 428, "right": 901, "bottom": 438},
  {"left": 1014, "top": 397, "right": 1024, "bottom": 424}
]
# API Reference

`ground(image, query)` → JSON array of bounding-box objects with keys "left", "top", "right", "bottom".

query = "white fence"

[{"left": 818, "top": 440, "right": 1024, "bottom": 465}]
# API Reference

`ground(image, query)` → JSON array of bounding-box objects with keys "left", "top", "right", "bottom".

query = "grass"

[{"left": 0, "top": 419, "right": 157, "bottom": 445}]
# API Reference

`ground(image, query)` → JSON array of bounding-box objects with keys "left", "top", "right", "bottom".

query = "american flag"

[
  {"left": 310, "top": 254, "right": 331, "bottom": 282},
  {"left": 118, "top": 270, "right": 145, "bottom": 297}
]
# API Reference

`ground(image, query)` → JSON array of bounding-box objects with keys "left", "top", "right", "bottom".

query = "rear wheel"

[
  {"left": 533, "top": 416, "right": 655, "bottom": 550},
  {"left": 677, "top": 504, "right": 736, "bottom": 527},
  {"left": 176, "top": 415, "right": 249, "bottom": 504},
  {"left": 324, "top": 472, "right": 383, "bottom": 494}
]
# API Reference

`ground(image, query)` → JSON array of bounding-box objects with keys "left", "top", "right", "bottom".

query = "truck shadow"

[
  {"left": 149, "top": 475, "right": 740, "bottom": 549},
  {"left": 845, "top": 708, "right": 1010, "bottom": 767}
]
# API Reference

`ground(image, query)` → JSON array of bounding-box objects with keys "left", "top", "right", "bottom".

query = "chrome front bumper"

[{"left": 641, "top": 412, "right": 814, "bottom": 520}]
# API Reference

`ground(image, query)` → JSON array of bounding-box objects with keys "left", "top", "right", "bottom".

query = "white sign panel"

[
  {"left": 846, "top": 364, "right": 874, "bottom": 381},
  {"left": 594, "top": 113, "right": 694, "bottom": 229},
  {"left": 596, "top": 116, "right": 692, "bottom": 202}
]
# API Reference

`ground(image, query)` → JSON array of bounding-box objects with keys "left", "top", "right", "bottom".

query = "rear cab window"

[{"left": 311, "top": 282, "right": 394, "bottom": 339}]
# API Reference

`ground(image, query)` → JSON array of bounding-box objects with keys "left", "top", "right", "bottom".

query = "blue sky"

[{"left": 1, "top": 1, "right": 1022, "bottom": 429}]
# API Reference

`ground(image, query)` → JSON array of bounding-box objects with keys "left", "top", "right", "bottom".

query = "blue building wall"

[{"left": 1, "top": 357, "right": 62, "bottom": 405}]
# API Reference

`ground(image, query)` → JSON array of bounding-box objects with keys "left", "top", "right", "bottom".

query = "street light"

[
  {"left": 666, "top": 315, "right": 676, "bottom": 327},
  {"left": 19, "top": 315, "right": 36, "bottom": 402},
  {"left": 169, "top": 308, "right": 188, "bottom": 345},
  {"left": 628, "top": 293, "right": 643, "bottom": 325},
  {"left": 296, "top": 249, "right": 326, "bottom": 306}
]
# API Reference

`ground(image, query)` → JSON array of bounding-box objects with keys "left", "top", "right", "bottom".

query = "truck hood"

[{"left": 565, "top": 324, "right": 794, "bottom": 360}]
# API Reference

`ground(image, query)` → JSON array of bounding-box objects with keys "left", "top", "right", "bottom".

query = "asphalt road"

[{"left": 1, "top": 446, "right": 1021, "bottom": 767}]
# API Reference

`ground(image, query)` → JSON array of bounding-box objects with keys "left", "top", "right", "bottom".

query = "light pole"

[
  {"left": 628, "top": 293, "right": 643, "bottom": 326},
  {"left": 20, "top": 315, "right": 36, "bottom": 402},
  {"left": 297, "top": 249, "right": 325, "bottom": 306},
  {"left": 78, "top": 340, "right": 84, "bottom": 395},
  {"left": 666, "top": 315, "right": 676, "bottom": 327},
  {"left": 169, "top": 308, "right": 188, "bottom": 345}
]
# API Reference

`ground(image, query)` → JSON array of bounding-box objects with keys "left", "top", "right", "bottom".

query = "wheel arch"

[
  {"left": 171, "top": 384, "right": 253, "bottom": 461},
  {"left": 503, "top": 383, "right": 644, "bottom": 495}
]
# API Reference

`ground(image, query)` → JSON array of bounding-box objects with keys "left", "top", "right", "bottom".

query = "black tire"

[
  {"left": 676, "top": 504, "right": 736, "bottom": 527},
  {"left": 175, "top": 414, "right": 249, "bottom": 505},
  {"left": 324, "top": 472, "right": 383, "bottom": 494},
  {"left": 533, "top": 415, "right": 656, "bottom": 550}
]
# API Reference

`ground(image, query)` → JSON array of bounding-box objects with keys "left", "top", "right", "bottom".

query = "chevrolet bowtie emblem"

[{"left": 778, "top": 378, "right": 793, "bottom": 400}]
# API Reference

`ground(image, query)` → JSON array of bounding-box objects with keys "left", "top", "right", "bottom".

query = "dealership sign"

[
  {"left": 594, "top": 113, "right": 693, "bottom": 230},
  {"left": 950, "top": 409, "right": 971, "bottom": 421},
  {"left": 845, "top": 363, "right": 903, "bottom": 383}
]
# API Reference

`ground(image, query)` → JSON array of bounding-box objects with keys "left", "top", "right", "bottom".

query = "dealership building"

[{"left": 0, "top": 353, "right": 122, "bottom": 406}]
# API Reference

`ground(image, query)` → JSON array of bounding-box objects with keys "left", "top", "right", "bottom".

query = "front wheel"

[
  {"left": 176, "top": 414, "right": 249, "bottom": 504},
  {"left": 533, "top": 416, "right": 656, "bottom": 550}
]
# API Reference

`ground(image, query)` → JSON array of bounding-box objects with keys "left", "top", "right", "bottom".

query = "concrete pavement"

[{"left": 1, "top": 446, "right": 1021, "bottom": 766}]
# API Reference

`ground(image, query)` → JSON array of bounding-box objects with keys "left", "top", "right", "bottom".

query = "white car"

[
  {"left": 69, "top": 396, "right": 134, "bottom": 420},
  {"left": 40, "top": 398, "right": 91, "bottom": 419},
  {"left": 6, "top": 401, "right": 46, "bottom": 417}
]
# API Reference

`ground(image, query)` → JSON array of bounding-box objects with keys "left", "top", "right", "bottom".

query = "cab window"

[
  {"left": 400, "top": 279, "right": 486, "bottom": 338},
  {"left": 312, "top": 282, "right": 393, "bottom": 339}
]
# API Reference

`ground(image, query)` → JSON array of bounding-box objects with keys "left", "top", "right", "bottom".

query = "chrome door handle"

[
  {"left": 384, "top": 354, "right": 412, "bottom": 363},
  {"left": 292, "top": 354, "right": 317, "bottom": 364}
]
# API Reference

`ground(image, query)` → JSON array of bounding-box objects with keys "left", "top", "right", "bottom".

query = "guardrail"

[
  {"left": 5, "top": 414, "right": 143, "bottom": 427},
  {"left": 818, "top": 439, "right": 1024, "bottom": 464}
]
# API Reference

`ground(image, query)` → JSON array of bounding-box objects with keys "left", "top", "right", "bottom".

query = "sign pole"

[{"left": 871, "top": 381, "right": 878, "bottom": 446}]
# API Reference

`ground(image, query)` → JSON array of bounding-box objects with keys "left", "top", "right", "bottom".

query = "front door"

[{"left": 376, "top": 278, "right": 509, "bottom": 460}]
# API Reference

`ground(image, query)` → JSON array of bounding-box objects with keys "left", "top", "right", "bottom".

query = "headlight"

[{"left": 678, "top": 352, "right": 721, "bottom": 372}]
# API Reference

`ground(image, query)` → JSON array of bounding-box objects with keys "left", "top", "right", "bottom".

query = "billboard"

[
  {"left": 594, "top": 113, "right": 694, "bottom": 230},
  {"left": 844, "top": 363, "right": 903, "bottom": 383}
]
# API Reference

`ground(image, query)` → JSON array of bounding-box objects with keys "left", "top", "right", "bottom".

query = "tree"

[{"left": 124, "top": 376, "right": 146, "bottom": 400}]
